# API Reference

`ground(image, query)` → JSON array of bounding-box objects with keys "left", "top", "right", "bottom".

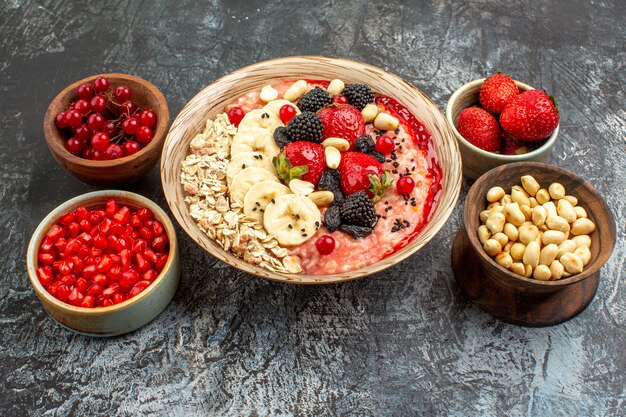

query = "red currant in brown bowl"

[{"left": 43, "top": 73, "right": 169, "bottom": 186}]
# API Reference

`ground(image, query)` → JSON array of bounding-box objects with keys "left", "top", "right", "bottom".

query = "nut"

[
  {"left": 549, "top": 260, "right": 565, "bottom": 280},
  {"left": 573, "top": 206, "right": 587, "bottom": 219},
  {"left": 539, "top": 243, "right": 559, "bottom": 266},
  {"left": 543, "top": 201, "right": 557, "bottom": 218},
  {"left": 571, "top": 218, "right": 595, "bottom": 235},
  {"left": 503, "top": 242, "right": 513, "bottom": 253},
  {"left": 503, "top": 202, "right": 525, "bottom": 226},
  {"left": 523, "top": 241, "right": 540, "bottom": 268},
  {"left": 373, "top": 112, "right": 399, "bottom": 131},
  {"left": 549, "top": 182, "right": 566, "bottom": 200},
  {"left": 321, "top": 137, "right": 350, "bottom": 152},
  {"left": 524, "top": 264, "right": 533, "bottom": 278},
  {"left": 536, "top": 189, "right": 550, "bottom": 205},
  {"left": 486, "top": 186, "right": 505, "bottom": 203},
  {"left": 501, "top": 195, "right": 513, "bottom": 205},
  {"left": 510, "top": 262, "right": 526, "bottom": 276},
  {"left": 479, "top": 206, "right": 503, "bottom": 223},
  {"left": 520, "top": 204, "right": 533, "bottom": 221},
  {"left": 529, "top": 197, "right": 538, "bottom": 208},
  {"left": 521, "top": 175, "right": 540, "bottom": 196},
  {"left": 563, "top": 195, "right": 578, "bottom": 206},
  {"left": 486, "top": 212, "right": 506, "bottom": 234},
  {"left": 289, "top": 179, "right": 314, "bottom": 196},
  {"left": 284, "top": 80, "right": 308, "bottom": 101},
  {"left": 260, "top": 85, "right": 279, "bottom": 103},
  {"left": 542, "top": 230, "right": 566, "bottom": 245},
  {"left": 510, "top": 243, "right": 526, "bottom": 261},
  {"left": 557, "top": 199, "right": 576, "bottom": 223},
  {"left": 477, "top": 225, "right": 491, "bottom": 245},
  {"left": 546, "top": 215, "right": 570, "bottom": 233},
  {"left": 492, "top": 232, "right": 509, "bottom": 248},
  {"left": 488, "top": 202, "right": 502, "bottom": 210},
  {"left": 503, "top": 223, "right": 519, "bottom": 242},
  {"left": 518, "top": 224, "right": 539, "bottom": 245},
  {"left": 574, "top": 245, "right": 591, "bottom": 266},
  {"left": 324, "top": 146, "right": 341, "bottom": 169},
  {"left": 532, "top": 205, "right": 547, "bottom": 227},
  {"left": 560, "top": 252, "right": 584, "bottom": 274},
  {"left": 308, "top": 191, "right": 334, "bottom": 207},
  {"left": 326, "top": 79, "right": 345, "bottom": 96},
  {"left": 495, "top": 252, "right": 513, "bottom": 269},
  {"left": 511, "top": 186, "right": 531, "bottom": 207},
  {"left": 557, "top": 240, "right": 577, "bottom": 258},
  {"left": 572, "top": 234, "right": 591, "bottom": 248},
  {"left": 533, "top": 265, "right": 552, "bottom": 281},
  {"left": 483, "top": 239, "right": 502, "bottom": 257},
  {"left": 361, "top": 103, "right": 379, "bottom": 123}
]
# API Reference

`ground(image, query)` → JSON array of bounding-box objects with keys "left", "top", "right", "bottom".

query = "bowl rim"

[
  {"left": 26, "top": 190, "right": 178, "bottom": 315},
  {"left": 43, "top": 73, "right": 169, "bottom": 168},
  {"left": 446, "top": 78, "right": 559, "bottom": 161},
  {"left": 161, "top": 55, "right": 462, "bottom": 284},
  {"left": 464, "top": 161, "right": 616, "bottom": 287}
]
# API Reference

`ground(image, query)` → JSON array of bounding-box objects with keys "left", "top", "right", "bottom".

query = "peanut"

[
  {"left": 326, "top": 79, "right": 345, "bottom": 96},
  {"left": 510, "top": 243, "right": 526, "bottom": 261},
  {"left": 510, "top": 262, "right": 526, "bottom": 276},
  {"left": 543, "top": 201, "right": 557, "bottom": 218},
  {"left": 483, "top": 239, "right": 502, "bottom": 257},
  {"left": 519, "top": 224, "right": 539, "bottom": 245},
  {"left": 521, "top": 175, "right": 541, "bottom": 196},
  {"left": 549, "top": 260, "right": 565, "bottom": 280},
  {"left": 560, "top": 252, "right": 584, "bottom": 274},
  {"left": 563, "top": 195, "right": 578, "bottom": 206},
  {"left": 574, "top": 245, "right": 591, "bottom": 266},
  {"left": 524, "top": 264, "right": 533, "bottom": 278},
  {"left": 529, "top": 197, "right": 538, "bottom": 208},
  {"left": 503, "top": 202, "right": 525, "bottom": 226},
  {"left": 486, "top": 186, "right": 505, "bottom": 203},
  {"left": 533, "top": 265, "right": 552, "bottom": 281},
  {"left": 546, "top": 215, "right": 570, "bottom": 233},
  {"left": 557, "top": 199, "right": 576, "bottom": 223},
  {"left": 308, "top": 191, "right": 334, "bottom": 207},
  {"left": 501, "top": 195, "right": 513, "bottom": 205},
  {"left": 361, "top": 103, "right": 379, "bottom": 123},
  {"left": 536, "top": 189, "right": 550, "bottom": 205},
  {"left": 284, "top": 80, "right": 308, "bottom": 101},
  {"left": 495, "top": 252, "right": 513, "bottom": 269},
  {"left": 572, "top": 234, "right": 591, "bottom": 248},
  {"left": 503, "top": 223, "right": 519, "bottom": 242},
  {"left": 523, "top": 241, "right": 541, "bottom": 268},
  {"left": 503, "top": 242, "right": 513, "bottom": 253},
  {"left": 477, "top": 225, "right": 491, "bottom": 245},
  {"left": 486, "top": 212, "right": 505, "bottom": 234},
  {"left": 539, "top": 243, "right": 559, "bottom": 266},
  {"left": 549, "top": 182, "right": 566, "bottom": 200},
  {"left": 488, "top": 202, "right": 502, "bottom": 210},
  {"left": 557, "top": 240, "right": 577, "bottom": 258},
  {"left": 542, "top": 230, "right": 566, "bottom": 245},
  {"left": 520, "top": 204, "right": 533, "bottom": 221},
  {"left": 374, "top": 112, "right": 399, "bottom": 131},
  {"left": 573, "top": 206, "right": 587, "bottom": 219},
  {"left": 571, "top": 218, "right": 595, "bottom": 235},
  {"left": 492, "top": 232, "right": 509, "bottom": 248},
  {"left": 511, "top": 186, "right": 531, "bottom": 207}
]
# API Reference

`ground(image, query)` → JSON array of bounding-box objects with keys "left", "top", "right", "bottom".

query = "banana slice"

[
  {"left": 243, "top": 181, "right": 292, "bottom": 223},
  {"left": 263, "top": 194, "right": 321, "bottom": 246},
  {"left": 230, "top": 167, "right": 279, "bottom": 205},
  {"left": 226, "top": 151, "right": 276, "bottom": 186},
  {"left": 238, "top": 109, "right": 284, "bottom": 132},
  {"left": 262, "top": 99, "right": 301, "bottom": 117},
  {"left": 230, "top": 127, "right": 280, "bottom": 160}
]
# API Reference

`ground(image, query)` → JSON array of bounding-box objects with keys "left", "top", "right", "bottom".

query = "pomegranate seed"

[
  {"left": 75, "top": 207, "right": 88, "bottom": 221},
  {"left": 77, "top": 245, "right": 89, "bottom": 258},
  {"left": 78, "top": 232, "right": 92, "bottom": 244},
  {"left": 47, "top": 281, "right": 61, "bottom": 296},
  {"left": 96, "top": 255, "right": 113, "bottom": 272},
  {"left": 90, "top": 248, "right": 102, "bottom": 258},
  {"left": 130, "top": 214, "right": 142, "bottom": 228},
  {"left": 102, "top": 283, "right": 120, "bottom": 297},
  {"left": 101, "top": 298, "right": 114, "bottom": 307},
  {"left": 107, "top": 266, "right": 122, "bottom": 280},
  {"left": 138, "top": 226, "right": 153, "bottom": 240},
  {"left": 68, "top": 287, "right": 84, "bottom": 305},
  {"left": 112, "top": 293, "right": 126, "bottom": 304},
  {"left": 93, "top": 274, "right": 109, "bottom": 287},
  {"left": 68, "top": 222, "right": 81, "bottom": 237},
  {"left": 144, "top": 249, "right": 158, "bottom": 263},
  {"left": 80, "top": 295, "right": 95, "bottom": 308},
  {"left": 46, "top": 224, "right": 66, "bottom": 240},
  {"left": 40, "top": 238, "right": 54, "bottom": 253},
  {"left": 152, "top": 221, "right": 164, "bottom": 236},
  {"left": 59, "top": 260, "right": 74, "bottom": 275},
  {"left": 56, "top": 285, "right": 71, "bottom": 302},
  {"left": 134, "top": 253, "right": 150, "bottom": 272},
  {"left": 142, "top": 269, "right": 159, "bottom": 282},
  {"left": 59, "top": 212, "right": 75, "bottom": 226},
  {"left": 93, "top": 77, "right": 110, "bottom": 93},
  {"left": 114, "top": 85, "right": 132, "bottom": 102},
  {"left": 93, "top": 234, "right": 108, "bottom": 250},
  {"left": 76, "top": 277, "right": 88, "bottom": 293},
  {"left": 38, "top": 252, "right": 54, "bottom": 265},
  {"left": 37, "top": 267, "right": 54, "bottom": 286},
  {"left": 137, "top": 208, "right": 152, "bottom": 220},
  {"left": 82, "top": 264, "right": 97, "bottom": 278},
  {"left": 226, "top": 106, "right": 245, "bottom": 127},
  {"left": 155, "top": 254, "right": 168, "bottom": 271},
  {"left": 120, "top": 269, "right": 139, "bottom": 288},
  {"left": 77, "top": 83, "right": 94, "bottom": 100},
  {"left": 120, "top": 249, "right": 132, "bottom": 269},
  {"left": 131, "top": 239, "right": 147, "bottom": 253},
  {"left": 128, "top": 285, "right": 146, "bottom": 298}
]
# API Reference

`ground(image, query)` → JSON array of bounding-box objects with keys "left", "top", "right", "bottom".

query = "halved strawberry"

[
  {"left": 275, "top": 141, "right": 326, "bottom": 186},
  {"left": 337, "top": 152, "right": 384, "bottom": 197},
  {"left": 317, "top": 105, "right": 365, "bottom": 149}
]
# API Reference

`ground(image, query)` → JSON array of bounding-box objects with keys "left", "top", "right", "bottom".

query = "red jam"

[{"left": 36, "top": 200, "right": 169, "bottom": 308}]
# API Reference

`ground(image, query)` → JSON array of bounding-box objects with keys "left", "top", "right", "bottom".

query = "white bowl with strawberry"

[{"left": 446, "top": 73, "right": 560, "bottom": 180}]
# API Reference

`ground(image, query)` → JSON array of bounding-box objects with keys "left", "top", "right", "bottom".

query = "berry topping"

[
  {"left": 337, "top": 151, "right": 383, "bottom": 197},
  {"left": 340, "top": 190, "right": 377, "bottom": 228},
  {"left": 375, "top": 136, "right": 395, "bottom": 155},
  {"left": 278, "top": 141, "right": 326, "bottom": 186},
  {"left": 342, "top": 84, "right": 374, "bottom": 110},
  {"left": 87, "top": 112, "right": 106, "bottom": 131},
  {"left": 55, "top": 112, "right": 67, "bottom": 129},
  {"left": 456, "top": 107, "right": 501, "bottom": 152},
  {"left": 65, "top": 137, "right": 84, "bottom": 155},
  {"left": 499, "top": 90, "right": 559, "bottom": 141},
  {"left": 279, "top": 104, "right": 297, "bottom": 124},
  {"left": 355, "top": 134, "right": 376, "bottom": 154},
  {"left": 123, "top": 141, "right": 142, "bottom": 156},
  {"left": 135, "top": 126, "right": 153, "bottom": 145},
  {"left": 286, "top": 111, "right": 324, "bottom": 143},
  {"left": 479, "top": 73, "right": 519, "bottom": 114},
  {"left": 324, "top": 204, "right": 342, "bottom": 232},
  {"left": 315, "top": 235, "right": 336, "bottom": 255},
  {"left": 227, "top": 106, "right": 245, "bottom": 127},
  {"left": 339, "top": 224, "right": 373, "bottom": 239},
  {"left": 64, "top": 109, "right": 82, "bottom": 128},
  {"left": 273, "top": 126, "right": 293, "bottom": 148},
  {"left": 122, "top": 117, "right": 140, "bottom": 135},
  {"left": 297, "top": 86, "right": 332, "bottom": 113},
  {"left": 317, "top": 106, "right": 365, "bottom": 148},
  {"left": 396, "top": 176, "right": 415, "bottom": 195}
]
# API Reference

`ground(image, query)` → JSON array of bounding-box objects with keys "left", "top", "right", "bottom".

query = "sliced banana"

[
  {"left": 243, "top": 181, "right": 292, "bottom": 223},
  {"left": 238, "top": 109, "right": 284, "bottom": 133},
  {"left": 229, "top": 167, "right": 279, "bottom": 205},
  {"left": 263, "top": 194, "right": 321, "bottom": 246},
  {"left": 262, "top": 99, "right": 301, "bottom": 117},
  {"left": 226, "top": 151, "right": 276, "bottom": 186},
  {"left": 230, "top": 127, "right": 280, "bottom": 159}
]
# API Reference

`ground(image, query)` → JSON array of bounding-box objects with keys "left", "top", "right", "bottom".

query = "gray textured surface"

[{"left": 1, "top": 1, "right": 625, "bottom": 416}]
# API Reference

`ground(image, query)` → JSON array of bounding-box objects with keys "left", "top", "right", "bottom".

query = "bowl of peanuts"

[{"left": 452, "top": 161, "right": 616, "bottom": 326}]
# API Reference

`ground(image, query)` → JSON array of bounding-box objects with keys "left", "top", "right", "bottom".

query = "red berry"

[
  {"left": 479, "top": 73, "right": 519, "bottom": 114},
  {"left": 315, "top": 235, "right": 336, "bottom": 255},
  {"left": 73, "top": 99, "right": 90, "bottom": 115},
  {"left": 227, "top": 106, "right": 245, "bottom": 127},
  {"left": 456, "top": 107, "right": 501, "bottom": 152},
  {"left": 114, "top": 85, "right": 132, "bottom": 102},
  {"left": 337, "top": 152, "right": 383, "bottom": 196},
  {"left": 122, "top": 117, "right": 140, "bottom": 135},
  {"left": 105, "top": 143, "right": 123, "bottom": 159},
  {"left": 64, "top": 109, "right": 82, "bottom": 128},
  {"left": 118, "top": 100, "right": 137, "bottom": 116},
  {"left": 375, "top": 136, "right": 395, "bottom": 155},
  {"left": 82, "top": 147, "right": 96, "bottom": 160},
  {"left": 76, "top": 83, "right": 94, "bottom": 100},
  {"left": 332, "top": 95, "right": 349, "bottom": 105},
  {"left": 122, "top": 141, "right": 142, "bottom": 156},
  {"left": 65, "top": 137, "right": 84, "bottom": 155},
  {"left": 74, "top": 124, "right": 91, "bottom": 141},
  {"left": 396, "top": 176, "right": 415, "bottom": 195},
  {"left": 139, "top": 109, "right": 157, "bottom": 127},
  {"left": 93, "top": 77, "right": 110, "bottom": 93},
  {"left": 55, "top": 112, "right": 68, "bottom": 129},
  {"left": 500, "top": 133, "right": 533, "bottom": 155},
  {"left": 281, "top": 141, "right": 326, "bottom": 186},
  {"left": 103, "top": 121, "right": 117, "bottom": 136},
  {"left": 87, "top": 112, "right": 106, "bottom": 131},
  {"left": 135, "top": 126, "right": 153, "bottom": 145},
  {"left": 499, "top": 90, "right": 559, "bottom": 142},
  {"left": 279, "top": 104, "right": 297, "bottom": 123},
  {"left": 317, "top": 106, "right": 365, "bottom": 149},
  {"left": 89, "top": 95, "right": 107, "bottom": 112},
  {"left": 91, "top": 132, "right": 110, "bottom": 152}
]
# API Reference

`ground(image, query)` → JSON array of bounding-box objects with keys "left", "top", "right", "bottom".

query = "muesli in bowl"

[{"left": 179, "top": 78, "right": 442, "bottom": 275}]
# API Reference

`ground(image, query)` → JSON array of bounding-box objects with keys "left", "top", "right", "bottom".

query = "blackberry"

[
  {"left": 298, "top": 87, "right": 331, "bottom": 112},
  {"left": 342, "top": 84, "right": 374, "bottom": 110},
  {"left": 340, "top": 224, "right": 373, "bottom": 239},
  {"left": 355, "top": 134, "right": 375, "bottom": 154},
  {"left": 324, "top": 204, "right": 342, "bottom": 232},
  {"left": 286, "top": 111, "right": 324, "bottom": 143},
  {"left": 340, "top": 191, "right": 377, "bottom": 227},
  {"left": 273, "top": 126, "right": 292, "bottom": 148},
  {"left": 318, "top": 169, "right": 341, "bottom": 191},
  {"left": 370, "top": 151, "right": 386, "bottom": 163}
]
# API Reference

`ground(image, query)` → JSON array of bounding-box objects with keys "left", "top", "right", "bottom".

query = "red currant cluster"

[{"left": 55, "top": 76, "right": 158, "bottom": 160}]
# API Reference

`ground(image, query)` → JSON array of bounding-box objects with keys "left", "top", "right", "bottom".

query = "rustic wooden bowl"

[
  {"left": 43, "top": 73, "right": 169, "bottom": 186},
  {"left": 446, "top": 78, "right": 559, "bottom": 180},
  {"left": 161, "top": 56, "right": 462, "bottom": 284},
  {"left": 26, "top": 190, "right": 180, "bottom": 336},
  {"left": 453, "top": 162, "right": 616, "bottom": 326}
]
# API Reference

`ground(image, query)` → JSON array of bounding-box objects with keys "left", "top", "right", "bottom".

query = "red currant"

[
  {"left": 315, "top": 235, "right": 336, "bottom": 255},
  {"left": 376, "top": 136, "right": 395, "bottom": 155},
  {"left": 82, "top": 147, "right": 95, "bottom": 160},
  {"left": 93, "top": 77, "right": 110, "bottom": 93},
  {"left": 122, "top": 117, "right": 140, "bottom": 135},
  {"left": 92, "top": 149, "right": 109, "bottom": 160},
  {"left": 89, "top": 95, "right": 107, "bottom": 112},
  {"left": 64, "top": 109, "right": 82, "bottom": 128},
  {"left": 65, "top": 137, "right": 84, "bottom": 155},
  {"left": 76, "top": 83, "right": 94, "bottom": 100},
  {"left": 74, "top": 124, "right": 91, "bottom": 141},
  {"left": 91, "top": 132, "right": 110, "bottom": 152},
  {"left": 279, "top": 104, "right": 297, "bottom": 123},
  {"left": 139, "top": 109, "right": 157, "bottom": 127},
  {"left": 114, "top": 85, "right": 132, "bottom": 102},
  {"left": 55, "top": 111, "right": 68, "bottom": 129},
  {"left": 332, "top": 95, "right": 349, "bottom": 104},
  {"left": 118, "top": 101, "right": 137, "bottom": 116},
  {"left": 105, "top": 143, "right": 123, "bottom": 159},
  {"left": 396, "top": 176, "right": 415, "bottom": 195},
  {"left": 103, "top": 121, "right": 117, "bottom": 135},
  {"left": 136, "top": 126, "right": 153, "bottom": 145},
  {"left": 226, "top": 106, "right": 245, "bottom": 127},
  {"left": 73, "top": 99, "right": 90, "bottom": 115},
  {"left": 87, "top": 113, "right": 106, "bottom": 131},
  {"left": 122, "top": 141, "right": 141, "bottom": 156}
]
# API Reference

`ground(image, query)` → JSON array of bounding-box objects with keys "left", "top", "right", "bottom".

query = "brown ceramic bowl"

[
  {"left": 453, "top": 162, "right": 616, "bottom": 326},
  {"left": 43, "top": 73, "right": 169, "bottom": 186},
  {"left": 26, "top": 190, "right": 180, "bottom": 336},
  {"left": 161, "top": 56, "right": 462, "bottom": 284},
  {"left": 446, "top": 78, "right": 559, "bottom": 180}
]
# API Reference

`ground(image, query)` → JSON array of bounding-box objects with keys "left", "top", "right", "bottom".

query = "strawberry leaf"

[
  {"left": 368, "top": 169, "right": 393, "bottom": 203},
  {"left": 273, "top": 151, "right": 308, "bottom": 183}
]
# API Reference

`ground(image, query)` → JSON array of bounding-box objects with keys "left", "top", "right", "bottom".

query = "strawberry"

[
  {"left": 499, "top": 90, "right": 559, "bottom": 141},
  {"left": 479, "top": 73, "right": 519, "bottom": 114},
  {"left": 276, "top": 141, "right": 326, "bottom": 186},
  {"left": 317, "top": 105, "right": 365, "bottom": 149},
  {"left": 456, "top": 107, "right": 501, "bottom": 152},
  {"left": 501, "top": 133, "right": 533, "bottom": 155},
  {"left": 337, "top": 152, "right": 384, "bottom": 197}
]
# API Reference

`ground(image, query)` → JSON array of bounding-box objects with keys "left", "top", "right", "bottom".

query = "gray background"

[{"left": 1, "top": 1, "right": 624, "bottom": 416}]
